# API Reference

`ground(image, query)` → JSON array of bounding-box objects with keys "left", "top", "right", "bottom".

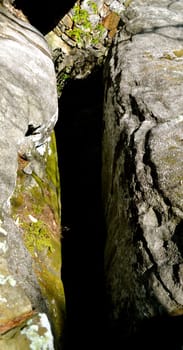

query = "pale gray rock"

[
  {"left": 0, "top": 3, "right": 58, "bottom": 349},
  {"left": 102, "top": 0, "right": 183, "bottom": 339},
  {"left": 0, "top": 5, "right": 58, "bottom": 213}
]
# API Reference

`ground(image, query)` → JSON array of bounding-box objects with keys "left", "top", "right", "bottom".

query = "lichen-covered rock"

[
  {"left": 45, "top": 0, "right": 123, "bottom": 97},
  {"left": 102, "top": 0, "right": 183, "bottom": 338},
  {"left": 0, "top": 312, "right": 55, "bottom": 350},
  {"left": 0, "top": 2, "right": 62, "bottom": 349},
  {"left": 10, "top": 132, "right": 65, "bottom": 347},
  {"left": 0, "top": 216, "right": 57, "bottom": 349}
]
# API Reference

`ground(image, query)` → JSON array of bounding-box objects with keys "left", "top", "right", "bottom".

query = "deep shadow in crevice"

[
  {"left": 55, "top": 69, "right": 108, "bottom": 349},
  {"left": 54, "top": 68, "right": 183, "bottom": 350},
  {"left": 14, "top": 0, "right": 76, "bottom": 34}
]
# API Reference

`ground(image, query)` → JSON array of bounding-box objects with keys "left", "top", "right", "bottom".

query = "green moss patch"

[{"left": 10, "top": 131, "right": 65, "bottom": 348}]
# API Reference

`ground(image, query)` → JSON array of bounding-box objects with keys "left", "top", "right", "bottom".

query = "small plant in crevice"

[{"left": 66, "top": 0, "right": 106, "bottom": 48}]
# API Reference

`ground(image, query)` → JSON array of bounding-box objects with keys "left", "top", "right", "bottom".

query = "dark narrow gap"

[
  {"left": 53, "top": 65, "right": 183, "bottom": 350},
  {"left": 55, "top": 69, "right": 108, "bottom": 349},
  {"left": 14, "top": 0, "right": 76, "bottom": 34}
]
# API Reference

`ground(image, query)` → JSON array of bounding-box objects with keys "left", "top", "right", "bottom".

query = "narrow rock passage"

[{"left": 55, "top": 69, "right": 107, "bottom": 349}]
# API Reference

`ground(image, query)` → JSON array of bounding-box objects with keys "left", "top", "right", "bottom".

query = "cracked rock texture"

[
  {"left": 102, "top": 0, "right": 183, "bottom": 338},
  {"left": 0, "top": 2, "right": 63, "bottom": 349}
]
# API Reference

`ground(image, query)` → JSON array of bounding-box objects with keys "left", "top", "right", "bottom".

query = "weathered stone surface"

[
  {"left": 0, "top": 2, "right": 62, "bottom": 349},
  {"left": 10, "top": 132, "right": 65, "bottom": 347},
  {"left": 0, "top": 312, "right": 55, "bottom": 350},
  {"left": 102, "top": 0, "right": 183, "bottom": 338},
  {"left": 0, "top": 216, "right": 56, "bottom": 349},
  {"left": 0, "top": 3, "right": 58, "bottom": 213}
]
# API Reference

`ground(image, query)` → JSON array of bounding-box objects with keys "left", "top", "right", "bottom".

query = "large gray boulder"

[
  {"left": 0, "top": 2, "right": 63, "bottom": 349},
  {"left": 102, "top": 0, "right": 183, "bottom": 340},
  {"left": 0, "top": 3, "right": 58, "bottom": 213}
]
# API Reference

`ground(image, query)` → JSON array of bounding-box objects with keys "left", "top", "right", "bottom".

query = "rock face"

[
  {"left": 0, "top": 3, "right": 63, "bottom": 349},
  {"left": 0, "top": 3, "right": 58, "bottom": 213},
  {"left": 45, "top": 0, "right": 122, "bottom": 97},
  {"left": 102, "top": 0, "right": 183, "bottom": 340}
]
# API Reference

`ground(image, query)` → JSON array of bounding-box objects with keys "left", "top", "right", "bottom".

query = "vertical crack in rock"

[
  {"left": 172, "top": 221, "right": 183, "bottom": 259},
  {"left": 56, "top": 68, "right": 107, "bottom": 349},
  {"left": 111, "top": 131, "right": 128, "bottom": 195},
  {"left": 129, "top": 94, "right": 145, "bottom": 122}
]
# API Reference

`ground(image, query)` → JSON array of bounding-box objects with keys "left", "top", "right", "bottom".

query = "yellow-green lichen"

[
  {"left": 37, "top": 263, "right": 65, "bottom": 346},
  {"left": 10, "top": 193, "right": 24, "bottom": 210},
  {"left": 173, "top": 49, "right": 183, "bottom": 58},
  {"left": 160, "top": 154, "right": 180, "bottom": 166},
  {"left": 45, "top": 132, "right": 61, "bottom": 226},
  {"left": 10, "top": 131, "right": 64, "bottom": 347},
  {"left": 160, "top": 53, "right": 174, "bottom": 60},
  {"left": 124, "top": 0, "right": 133, "bottom": 8},
  {"left": 21, "top": 220, "right": 54, "bottom": 255}
]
